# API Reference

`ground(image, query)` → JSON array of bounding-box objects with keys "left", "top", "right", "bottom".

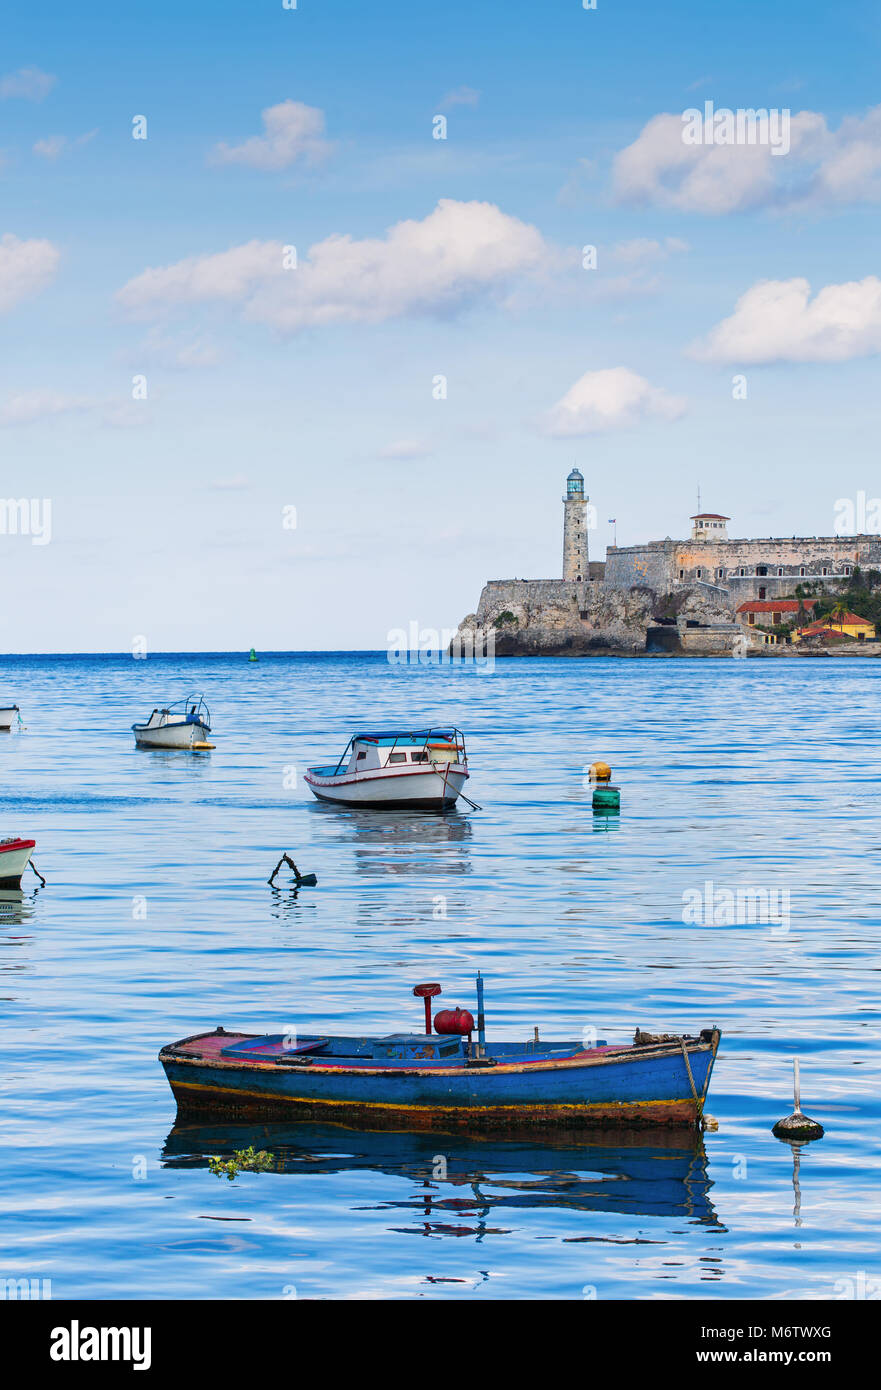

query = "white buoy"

[{"left": 772, "top": 1058, "right": 824, "bottom": 1140}]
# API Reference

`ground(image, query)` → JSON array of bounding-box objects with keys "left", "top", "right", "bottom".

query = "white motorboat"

[
  {"left": 0, "top": 837, "right": 36, "bottom": 888},
  {"left": 304, "top": 728, "right": 470, "bottom": 809},
  {"left": 0, "top": 705, "right": 20, "bottom": 731},
  {"left": 132, "top": 693, "right": 214, "bottom": 750}
]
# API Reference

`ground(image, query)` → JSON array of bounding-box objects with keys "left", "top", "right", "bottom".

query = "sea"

[{"left": 2, "top": 651, "right": 879, "bottom": 1301}]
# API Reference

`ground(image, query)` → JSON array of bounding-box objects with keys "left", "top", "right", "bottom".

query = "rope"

[{"left": 680, "top": 1038, "right": 699, "bottom": 1102}]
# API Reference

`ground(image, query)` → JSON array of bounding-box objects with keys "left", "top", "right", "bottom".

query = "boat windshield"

[
  {"left": 158, "top": 693, "right": 211, "bottom": 724},
  {"left": 333, "top": 727, "right": 466, "bottom": 772}
]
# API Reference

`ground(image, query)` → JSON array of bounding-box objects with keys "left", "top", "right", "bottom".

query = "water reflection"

[
  {"left": 309, "top": 802, "right": 473, "bottom": 878},
  {"left": 163, "top": 1122, "right": 723, "bottom": 1233},
  {"left": 0, "top": 887, "right": 40, "bottom": 927}
]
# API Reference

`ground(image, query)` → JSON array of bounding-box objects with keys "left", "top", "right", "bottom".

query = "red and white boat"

[
  {"left": 0, "top": 837, "right": 36, "bottom": 888},
  {"left": 304, "top": 728, "right": 470, "bottom": 810}
]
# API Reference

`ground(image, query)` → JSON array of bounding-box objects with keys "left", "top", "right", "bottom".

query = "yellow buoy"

[{"left": 588, "top": 760, "right": 612, "bottom": 782}]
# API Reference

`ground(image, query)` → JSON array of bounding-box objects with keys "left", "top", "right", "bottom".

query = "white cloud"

[
  {"left": 440, "top": 86, "right": 480, "bottom": 108},
  {"left": 33, "top": 130, "right": 97, "bottom": 159},
  {"left": 593, "top": 236, "right": 690, "bottom": 298},
  {"left": 0, "top": 391, "right": 95, "bottom": 426},
  {"left": 116, "top": 199, "right": 548, "bottom": 332},
  {"left": 542, "top": 367, "right": 687, "bottom": 436},
  {"left": 690, "top": 276, "right": 881, "bottom": 363},
  {"left": 0, "top": 67, "right": 55, "bottom": 101},
  {"left": 131, "top": 328, "right": 222, "bottom": 370},
  {"left": 612, "top": 105, "right": 881, "bottom": 213},
  {"left": 33, "top": 135, "right": 66, "bottom": 159},
  {"left": 0, "top": 233, "right": 60, "bottom": 313},
  {"left": 211, "top": 100, "right": 332, "bottom": 171},
  {"left": 608, "top": 237, "right": 689, "bottom": 265},
  {"left": 211, "top": 474, "right": 249, "bottom": 490},
  {"left": 0, "top": 390, "right": 155, "bottom": 429},
  {"left": 377, "top": 439, "right": 432, "bottom": 460}
]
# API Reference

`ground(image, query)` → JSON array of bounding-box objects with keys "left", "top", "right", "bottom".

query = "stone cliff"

[{"left": 454, "top": 579, "right": 738, "bottom": 657}]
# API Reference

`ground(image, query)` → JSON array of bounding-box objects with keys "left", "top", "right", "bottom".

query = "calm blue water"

[{"left": 2, "top": 652, "right": 879, "bottom": 1300}]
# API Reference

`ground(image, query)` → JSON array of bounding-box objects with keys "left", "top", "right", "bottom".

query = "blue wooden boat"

[{"left": 160, "top": 976, "right": 721, "bottom": 1132}]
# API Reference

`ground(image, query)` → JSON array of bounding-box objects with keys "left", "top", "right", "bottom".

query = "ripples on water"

[{"left": 1, "top": 652, "right": 879, "bottom": 1298}]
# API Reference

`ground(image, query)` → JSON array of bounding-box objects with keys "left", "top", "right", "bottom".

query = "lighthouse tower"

[{"left": 562, "top": 468, "right": 589, "bottom": 582}]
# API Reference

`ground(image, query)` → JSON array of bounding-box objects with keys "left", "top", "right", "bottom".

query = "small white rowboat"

[
  {"left": 304, "top": 728, "right": 469, "bottom": 810},
  {"left": 0, "top": 705, "right": 21, "bottom": 731},
  {"left": 132, "top": 693, "right": 214, "bottom": 750},
  {"left": 0, "top": 837, "right": 36, "bottom": 888}
]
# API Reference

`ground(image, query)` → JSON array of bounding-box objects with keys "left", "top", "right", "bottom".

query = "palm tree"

[{"left": 829, "top": 599, "right": 850, "bottom": 633}]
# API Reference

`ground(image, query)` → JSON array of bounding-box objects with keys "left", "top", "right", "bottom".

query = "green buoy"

[
  {"left": 248, "top": 648, "right": 258, "bottom": 662},
  {"left": 592, "top": 784, "right": 620, "bottom": 813}
]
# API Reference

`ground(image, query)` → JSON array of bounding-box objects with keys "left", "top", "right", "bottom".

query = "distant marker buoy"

[
  {"left": 772, "top": 1059, "right": 824, "bottom": 1140},
  {"left": 589, "top": 760, "right": 612, "bottom": 782},
  {"left": 249, "top": 648, "right": 259, "bottom": 662}
]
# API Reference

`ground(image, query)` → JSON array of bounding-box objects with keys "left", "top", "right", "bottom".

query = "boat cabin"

[{"left": 335, "top": 728, "right": 467, "bottom": 775}]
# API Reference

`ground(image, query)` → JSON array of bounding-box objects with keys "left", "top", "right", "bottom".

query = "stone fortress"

[{"left": 455, "top": 469, "right": 881, "bottom": 656}]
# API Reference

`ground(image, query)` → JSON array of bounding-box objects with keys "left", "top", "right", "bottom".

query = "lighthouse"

[{"left": 562, "top": 468, "right": 589, "bottom": 582}]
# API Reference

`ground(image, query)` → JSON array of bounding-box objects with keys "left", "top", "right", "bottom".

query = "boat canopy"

[
  {"left": 133, "top": 692, "right": 211, "bottom": 730},
  {"left": 350, "top": 728, "right": 461, "bottom": 746}
]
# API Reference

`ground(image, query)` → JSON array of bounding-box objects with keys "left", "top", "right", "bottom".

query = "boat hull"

[
  {"left": 304, "top": 766, "right": 468, "bottom": 809},
  {"left": 0, "top": 839, "right": 35, "bottom": 889},
  {"left": 133, "top": 720, "right": 211, "bottom": 749},
  {"left": 161, "top": 1030, "right": 720, "bottom": 1132},
  {"left": 0, "top": 707, "right": 19, "bottom": 731}
]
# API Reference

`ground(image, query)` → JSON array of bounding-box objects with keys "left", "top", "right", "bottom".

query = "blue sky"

[{"left": 2, "top": 0, "right": 880, "bottom": 650}]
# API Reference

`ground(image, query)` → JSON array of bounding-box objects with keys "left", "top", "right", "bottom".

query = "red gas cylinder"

[{"left": 433, "top": 1007, "right": 475, "bottom": 1036}]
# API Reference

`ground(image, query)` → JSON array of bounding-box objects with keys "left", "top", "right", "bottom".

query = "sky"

[{"left": 2, "top": 0, "right": 880, "bottom": 651}]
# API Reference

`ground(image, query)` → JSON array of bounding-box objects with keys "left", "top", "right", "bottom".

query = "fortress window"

[
  {"left": 799, "top": 567, "right": 806, "bottom": 576},
  {"left": 822, "top": 566, "right": 828, "bottom": 575},
  {"left": 739, "top": 567, "right": 745, "bottom": 576},
  {"left": 716, "top": 567, "right": 723, "bottom": 579},
  {"left": 696, "top": 568, "right": 702, "bottom": 579},
  {"left": 777, "top": 567, "right": 784, "bottom": 576},
  {"left": 756, "top": 565, "right": 768, "bottom": 576},
  {"left": 678, "top": 568, "right": 685, "bottom": 579},
  {"left": 844, "top": 566, "right": 852, "bottom": 575}
]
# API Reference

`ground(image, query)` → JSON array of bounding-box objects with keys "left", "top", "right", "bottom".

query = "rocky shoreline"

[{"left": 452, "top": 580, "right": 881, "bottom": 658}]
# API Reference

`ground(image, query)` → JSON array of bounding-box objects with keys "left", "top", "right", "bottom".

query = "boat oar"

[{"left": 267, "top": 853, "right": 317, "bottom": 888}]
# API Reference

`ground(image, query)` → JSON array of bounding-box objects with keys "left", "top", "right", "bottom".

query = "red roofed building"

[
  {"left": 738, "top": 599, "right": 816, "bottom": 627},
  {"left": 792, "top": 610, "right": 876, "bottom": 644}
]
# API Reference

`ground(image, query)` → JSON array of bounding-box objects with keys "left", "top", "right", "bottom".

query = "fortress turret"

[{"left": 691, "top": 512, "right": 729, "bottom": 540}]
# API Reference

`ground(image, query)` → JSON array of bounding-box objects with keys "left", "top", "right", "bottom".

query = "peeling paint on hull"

[
  {"left": 161, "top": 1028, "right": 720, "bottom": 1132},
  {"left": 166, "top": 1079, "right": 703, "bottom": 1130}
]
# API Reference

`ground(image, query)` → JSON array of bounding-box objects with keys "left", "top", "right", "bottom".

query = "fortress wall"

[
  {"left": 475, "top": 579, "right": 597, "bottom": 624},
  {"left": 607, "top": 535, "right": 881, "bottom": 594},
  {"left": 604, "top": 542, "right": 676, "bottom": 591}
]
